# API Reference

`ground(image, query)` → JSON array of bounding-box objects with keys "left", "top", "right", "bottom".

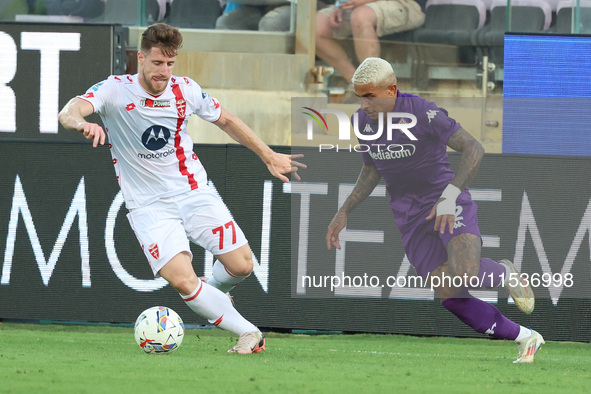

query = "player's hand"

[
  {"left": 326, "top": 211, "right": 347, "bottom": 250},
  {"left": 78, "top": 122, "right": 106, "bottom": 148},
  {"left": 426, "top": 198, "right": 455, "bottom": 235},
  {"left": 265, "top": 153, "right": 307, "bottom": 182}
]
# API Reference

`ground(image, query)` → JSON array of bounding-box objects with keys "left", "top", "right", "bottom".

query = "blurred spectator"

[
  {"left": 316, "top": 0, "right": 425, "bottom": 83},
  {"left": 259, "top": 1, "right": 330, "bottom": 31},
  {"left": 216, "top": 0, "right": 288, "bottom": 30},
  {"left": 217, "top": 0, "right": 328, "bottom": 32}
]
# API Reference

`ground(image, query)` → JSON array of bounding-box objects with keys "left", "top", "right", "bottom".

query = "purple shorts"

[{"left": 401, "top": 196, "right": 481, "bottom": 278}]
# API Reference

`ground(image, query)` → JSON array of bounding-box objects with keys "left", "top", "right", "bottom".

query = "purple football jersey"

[{"left": 356, "top": 91, "right": 461, "bottom": 232}]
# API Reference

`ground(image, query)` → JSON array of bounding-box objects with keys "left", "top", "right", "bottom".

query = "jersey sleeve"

[
  {"left": 75, "top": 78, "right": 113, "bottom": 115},
  {"left": 186, "top": 78, "right": 222, "bottom": 122},
  {"left": 422, "top": 100, "right": 461, "bottom": 145}
]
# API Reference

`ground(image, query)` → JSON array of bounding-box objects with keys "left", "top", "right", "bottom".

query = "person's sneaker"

[
  {"left": 499, "top": 259, "right": 535, "bottom": 314},
  {"left": 228, "top": 331, "right": 266, "bottom": 354},
  {"left": 199, "top": 276, "right": 235, "bottom": 306},
  {"left": 514, "top": 329, "right": 545, "bottom": 363}
]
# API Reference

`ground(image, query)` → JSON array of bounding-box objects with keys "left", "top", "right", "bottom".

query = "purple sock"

[
  {"left": 470, "top": 258, "right": 507, "bottom": 288},
  {"left": 441, "top": 287, "right": 520, "bottom": 340}
]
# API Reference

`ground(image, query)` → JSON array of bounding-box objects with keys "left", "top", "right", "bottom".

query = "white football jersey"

[{"left": 78, "top": 74, "right": 221, "bottom": 209}]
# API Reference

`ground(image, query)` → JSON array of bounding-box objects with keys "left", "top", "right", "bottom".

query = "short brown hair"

[{"left": 140, "top": 23, "right": 183, "bottom": 57}]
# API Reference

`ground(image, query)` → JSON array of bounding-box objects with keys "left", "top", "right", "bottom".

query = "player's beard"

[{"left": 141, "top": 71, "right": 169, "bottom": 95}]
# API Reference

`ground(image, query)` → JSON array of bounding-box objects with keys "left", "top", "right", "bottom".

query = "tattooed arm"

[
  {"left": 326, "top": 163, "right": 382, "bottom": 249},
  {"left": 426, "top": 127, "right": 485, "bottom": 234},
  {"left": 445, "top": 127, "right": 485, "bottom": 190}
]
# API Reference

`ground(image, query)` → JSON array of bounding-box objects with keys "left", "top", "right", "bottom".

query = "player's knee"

[
  {"left": 231, "top": 255, "right": 253, "bottom": 277},
  {"left": 170, "top": 275, "right": 200, "bottom": 296}
]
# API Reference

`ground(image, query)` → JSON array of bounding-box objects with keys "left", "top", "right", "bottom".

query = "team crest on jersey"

[
  {"left": 140, "top": 98, "right": 171, "bottom": 108},
  {"left": 176, "top": 99, "right": 186, "bottom": 117},
  {"left": 149, "top": 243, "right": 159, "bottom": 259}
]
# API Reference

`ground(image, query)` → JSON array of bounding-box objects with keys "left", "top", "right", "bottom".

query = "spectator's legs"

[
  {"left": 350, "top": 5, "right": 380, "bottom": 63},
  {"left": 315, "top": 11, "right": 357, "bottom": 83}
]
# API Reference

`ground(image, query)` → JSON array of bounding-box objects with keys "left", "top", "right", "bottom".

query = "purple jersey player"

[{"left": 325, "top": 57, "right": 544, "bottom": 363}]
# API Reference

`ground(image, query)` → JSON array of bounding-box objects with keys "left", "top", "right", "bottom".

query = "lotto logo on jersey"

[{"left": 141, "top": 125, "right": 171, "bottom": 151}]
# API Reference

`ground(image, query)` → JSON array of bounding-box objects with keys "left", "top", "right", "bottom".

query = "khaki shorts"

[{"left": 319, "top": 0, "right": 425, "bottom": 39}]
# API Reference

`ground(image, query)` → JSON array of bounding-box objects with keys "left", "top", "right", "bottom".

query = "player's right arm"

[
  {"left": 326, "top": 162, "right": 381, "bottom": 250},
  {"left": 58, "top": 97, "right": 106, "bottom": 148}
]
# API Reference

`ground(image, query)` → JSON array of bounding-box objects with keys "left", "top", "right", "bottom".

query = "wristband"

[{"left": 436, "top": 184, "right": 461, "bottom": 216}]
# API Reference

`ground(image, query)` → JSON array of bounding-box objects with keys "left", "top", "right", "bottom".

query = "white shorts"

[{"left": 126, "top": 185, "right": 248, "bottom": 277}]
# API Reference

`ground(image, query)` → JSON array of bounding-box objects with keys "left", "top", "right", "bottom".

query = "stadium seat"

[
  {"left": 412, "top": 0, "right": 487, "bottom": 64},
  {"left": 87, "top": 0, "right": 161, "bottom": 25},
  {"left": 555, "top": 0, "right": 591, "bottom": 33},
  {"left": 167, "top": 0, "right": 222, "bottom": 29},
  {"left": 544, "top": 0, "right": 563, "bottom": 12},
  {"left": 472, "top": 0, "right": 552, "bottom": 65}
]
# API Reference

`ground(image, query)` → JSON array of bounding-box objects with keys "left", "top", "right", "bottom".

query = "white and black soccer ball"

[{"left": 134, "top": 306, "right": 184, "bottom": 354}]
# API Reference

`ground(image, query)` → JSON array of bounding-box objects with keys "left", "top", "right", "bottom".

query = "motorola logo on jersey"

[{"left": 141, "top": 125, "right": 170, "bottom": 151}]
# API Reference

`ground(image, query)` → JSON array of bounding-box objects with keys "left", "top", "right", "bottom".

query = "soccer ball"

[{"left": 134, "top": 306, "right": 185, "bottom": 354}]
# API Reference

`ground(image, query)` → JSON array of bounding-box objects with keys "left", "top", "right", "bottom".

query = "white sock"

[
  {"left": 515, "top": 326, "right": 532, "bottom": 342},
  {"left": 181, "top": 279, "right": 258, "bottom": 335},
  {"left": 206, "top": 260, "right": 249, "bottom": 293}
]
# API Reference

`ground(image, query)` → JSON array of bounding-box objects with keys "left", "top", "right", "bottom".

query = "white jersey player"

[
  {"left": 58, "top": 23, "right": 305, "bottom": 354},
  {"left": 77, "top": 73, "right": 219, "bottom": 210}
]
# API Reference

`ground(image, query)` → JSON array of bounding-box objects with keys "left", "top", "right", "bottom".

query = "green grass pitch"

[{"left": 1, "top": 322, "right": 590, "bottom": 393}]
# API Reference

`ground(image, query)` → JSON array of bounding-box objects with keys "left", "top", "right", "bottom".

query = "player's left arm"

[
  {"left": 446, "top": 127, "right": 485, "bottom": 190},
  {"left": 213, "top": 107, "right": 306, "bottom": 182},
  {"left": 426, "top": 127, "right": 484, "bottom": 234}
]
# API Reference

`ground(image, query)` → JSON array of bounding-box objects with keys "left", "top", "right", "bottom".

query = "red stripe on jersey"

[{"left": 171, "top": 84, "right": 198, "bottom": 190}]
